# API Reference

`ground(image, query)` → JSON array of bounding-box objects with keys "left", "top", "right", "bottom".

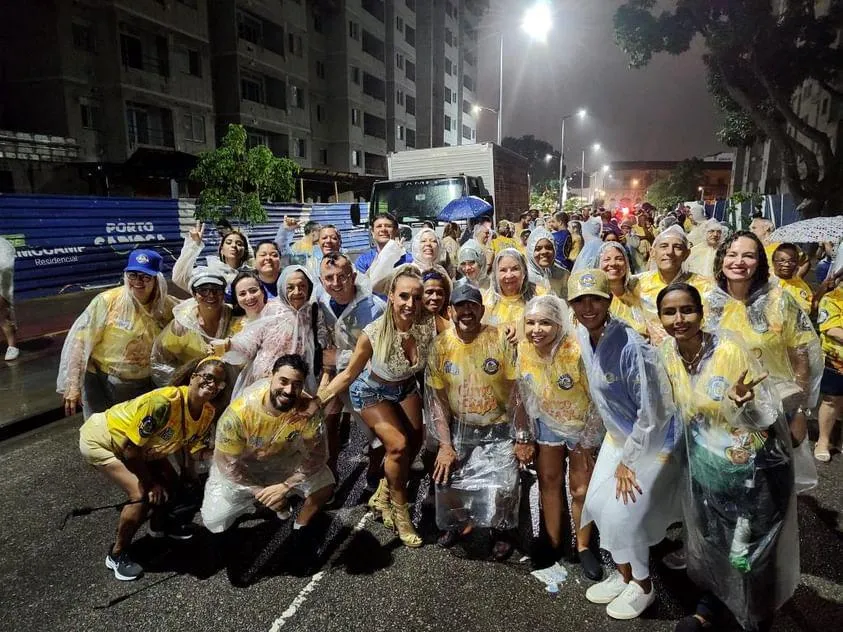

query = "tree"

[
  {"left": 191, "top": 124, "right": 300, "bottom": 224},
  {"left": 614, "top": 0, "right": 843, "bottom": 217},
  {"left": 644, "top": 158, "right": 705, "bottom": 211},
  {"left": 502, "top": 135, "right": 561, "bottom": 193}
]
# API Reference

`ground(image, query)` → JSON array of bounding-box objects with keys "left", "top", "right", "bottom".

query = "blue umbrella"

[{"left": 437, "top": 195, "right": 493, "bottom": 221}]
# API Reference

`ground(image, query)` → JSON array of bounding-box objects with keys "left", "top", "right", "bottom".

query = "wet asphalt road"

[{"left": 1, "top": 416, "right": 841, "bottom": 632}]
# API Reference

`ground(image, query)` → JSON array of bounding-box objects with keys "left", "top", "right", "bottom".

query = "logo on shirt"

[
  {"left": 557, "top": 374, "right": 574, "bottom": 390},
  {"left": 159, "top": 427, "right": 174, "bottom": 442},
  {"left": 444, "top": 360, "right": 459, "bottom": 375},
  {"left": 818, "top": 308, "right": 829, "bottom": 325},
  {"left": 797, "top": 310, "right": 813, "bottom": 332},
  {"left": 800, "top": 290, "right": 809, "bottom": 300},
  {"left": 483, "top": 358, "right": 500, "bottom": 375},
  {"left": 707, "top": 376, "right": 728, "bottom": 402},
  {"left": 748, "top": 313, "right": 769, "bottom": 334},
  {"left": 603, "top": 372, "right": 617, "bottom": 384},
  {"left": 138, "top": 415, "right": 157, "bottom": 438}
]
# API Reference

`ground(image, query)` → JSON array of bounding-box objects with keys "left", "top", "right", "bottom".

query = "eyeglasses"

[
  {"left": 195, "top": 286, "right": 224, "bottom": 296},
  {"left": 126, "top": 272, "right": 153, "bottom": 283},
  {"left": 194, "top": 372, "right": 226, "bottom": 387}
]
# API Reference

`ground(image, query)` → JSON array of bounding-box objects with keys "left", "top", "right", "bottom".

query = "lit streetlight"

[
  {"left": 698, "top": 186, "right": 704, "bottom": 201},
  {"left": 544, "top": 153, "right": 553, "bottom": 162}
]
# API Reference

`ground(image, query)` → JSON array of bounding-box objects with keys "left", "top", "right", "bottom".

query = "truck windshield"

[{"left": 371, "top": 177, "right": 466, "bottom": 224}]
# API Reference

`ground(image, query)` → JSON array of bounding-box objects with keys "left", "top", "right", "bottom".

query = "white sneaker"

[
  {"left": 4, "top": 346, "right": 19, "bottom": 361},
  {"left": 606, "top": 581, "right": 656, "bottom": 620},
  {"left": 585, "top": 570, "right": 628, "bottom": 604},
  {"left": 663, "top": 546, "right": 687, "bottom": 570}
]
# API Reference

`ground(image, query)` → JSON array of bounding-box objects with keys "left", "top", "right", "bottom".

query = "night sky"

[{"left": 475, "top": 0, "right": 728, "bottom": 166}]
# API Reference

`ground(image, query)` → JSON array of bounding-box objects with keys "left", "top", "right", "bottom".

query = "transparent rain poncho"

[
  {"left": 410, "top": 227, "right": 448, "bottom": 273},
  {"left": 826, "top": 239, "right": 843, "bottom": 281},
  {"left": 171, "top": 231, "right": 253, "bottom": 293},
  {"left": 201, "top": 379, "right": 331, "bottom": 533},
  {"left": 457, "top": 239, "right": 491, "bottom": 290},
  {"left": 317, "top": 282, "right": 386, "bottom": 372},
  {"left": 57, "top": 273, "right": 176, "bottom": 406},
  {"left": 686, "top": 219, "right": 724, "bottom": 277},
  {"left": 515, "top": 295, "right": 603, "bottom": 448},
  {"left": 482, "top": 248, "right": 537, "bottom": 338},
  {"left": 223, "top": 265, "right": 329, "bottom": 397},
  {"left": 575, "top": 317, "right": 682, "bottom": 566},
  {"left": 570, "top": 217, "right": 603, "bottom": 272},
  {"left": 685, "top": 202, "right": 708, "bottom": 245},
  {"left": 660, "top": 332, "right": 798, "bottom": 629},
  {"left": 526, "top": 228, "right": 570, "bottom": 299},
  {"left": 150, "top": 294, "right": 238, "bottom": 387},
  {"left": 425, "top": 324, "right": 520, "bottom": 530},
  {"left": 707, "top": 281, "right": 823, "bottom": 412},
  {"left": 0, "top": 236, "right": 14, "bottom": 303},
  {"left": 365, "top": 239, "right": 407, "bottom": 295}
]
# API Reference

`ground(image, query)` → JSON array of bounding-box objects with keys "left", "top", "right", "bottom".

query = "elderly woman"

[
  {"left": 172, "top": 221, "right": 252, "bottom": 292},
  {"left": 151, "top": 269, "right": 240, "bottom": 387},
  {"left": 514, "top": 295, "right": 603, "bottom": 579},
  {"left": 483, "top": 248, "right": 538, "bottom": 343},
  {"left": 658, "top": 283, "right": 798, "bottom": 632},
  {"left": 58, "top": 249, "right": 177, "bottom": 419},
  {"left": 78, "top": 356, "right": 228, "bottom": 581},
  {"left": 526, "top": 227, "right": 570, "bottom": 299},
  {"left": 411, "top": 227, "right": 450, "bottom": 273},
  {"left": 457, "top": 240, "right": 491, "bottom": 290},
  {"left": 707, "top": 231, "right": 823, "bottom": 451},
  {"left": 211, "top": 265, "right": 329, "bottom": 397},
  {"left": 686, "top": 219, "right": 725, "bottom": 277}
]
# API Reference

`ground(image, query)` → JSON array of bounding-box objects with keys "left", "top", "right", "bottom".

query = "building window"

[
  {"left": 465, "top": 50, "right": 476, "bottom": 67},
  {"left": 406, "top": 0, "right": 415, "bottom": 11},
  {"left": 291, "top": 85, "right": 305, "bottom": 109},
  {"left": 349, "top": 21, "right": 360, "bottom": 40},
  {"left": 351, "top": 66, "right": 361, "bottom": 84},
  {"left": 176, "top": 0, "right": 198, "bottom": 7},
  {"left": 72, "top": 23, "right": 96, "bottom": 53},
  {"left": 462, "top": 124, "right": 472, "bottom": 140},
  {"left": 316, "top": 104, "right": 325, "bottom": 122},
  {"left": 241, "top": 74, "right": 264, "bottom": 104},
  {"left": 396, "top": 16, "right": 404, "bottom": 32},
  {"left": 126, "top": 102, "right": 174, "bottom": 147},
  {"left": 182, "top": 113, "right": 206, "bottom": 142},
  {"left": 405, "top": 26, "right": 415, "bottom": 47},
  {"left": 362, "top": 30, "right": 386, "bottom": 62},
  {"left": 237, "top": 11, "right": 262, "bottom": 45},
  {"left": 288, "top": 33, "right": 303, "bottom": 56},
  {"left": 445, "top": 2, "right": 456, "bottom": 18},
  {"left": 444, "top": 87, "right": 452, "bottom": 103},
  {"left": 445, "top": 57, "right": 453, "bottom": 75},
  {"left": 294, "top": 138, "right": 307, "bottom": 158},
  {"left": 822, "top": 96, "right": 830, "bottom": 116},
  {"left": 396, "top": 90, "right": 405, "bottom": 106},
  {"left": 462, "top": 100, "right": 472, "bottom": 114},
  {"left": 319, "top": 148, "right": 328, "bottom": 165},
  {"left": 120, "top": 34, "right": 143, "bottom": 70},
  {"left": 316, "top": 60, "right": 326, "bottom": 79},
  {"left": 396, "top": 52, "right": 405, "bottom": 70},
  {"left": 463, "top": 74, "right": 474, "bottom": 91},
  {"left": 397, "top": 124, "right": 405, "bottom": 141},
  {"left": 176, "top": 47, "right": 201, "bottom": 77},
  {"left": 407, "top": 128, "right": 415, "bottom": 148},
  {"left": 247, "top": 131, "right": 269, "bottom": 149},
  {"left": 80, "top": 100, "right": 101, "bottom": 130},
  {"left": 445, "top": 28, "right": 453, "bottom": 46},
  {"left": 314, "top": 14, "right": 323, "bottom": 33},
  {"left": 351, "top": 108, "right": 361, "bottom": 126},
  {"left": 444, "top": 115, "right": 452, "bottom": 131},
  {"left": 405, "top": 60, "right": 415, "bottom": 81},
  {"left": 406, "top": 95, "right": 416, "bottom": 115},
  {"left": 352, "top": 149, "right": 361, "bottom": 167},
  {"left": 362, "top": 0, "right": 386, "bottom": 22}
]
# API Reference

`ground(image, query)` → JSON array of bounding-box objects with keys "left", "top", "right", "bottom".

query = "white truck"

[{"left": 369, "top": 143, "right": 530, "bottom": 228}]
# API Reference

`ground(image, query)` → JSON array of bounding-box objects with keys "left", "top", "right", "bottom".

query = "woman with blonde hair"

[
  {"left": 483, "top": 248, "right": 538, "bottom": 343},
  {"left": 314, "top": 264, "right": 437, "bottom": 547}
]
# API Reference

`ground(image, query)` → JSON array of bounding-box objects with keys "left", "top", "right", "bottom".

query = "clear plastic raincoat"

[
  {"left": 0, "top": 236, "right": 14, "bottom": 304},
  {"left": 365, "top": 239, "right": 407, "bottom": 295},
  {"left": 526, "top": 228, "right": 570, "bottom": 299},
  {"left": 575, "top": 317, "right": 682, "bottom": 578},
  {"left": 661, "top": 333, "right": 798, "bottom": 630},
  {"left": 223, "top": 265, "right": 329, "bottom": 397},
  {"left": 515, "top": 295, "right": 603, "bottom": 448},
  {"left": 686, "top": 219, "right": 724, "bottom": 277},
  {"left": 457, "top": 239, "right": 491, "bottom": 290},
  {"left": 57, "top": 274, "right": 176, "bottom": 418},
  {"left": 200, "top": 379, "right": 333, "bottom": 533},
  {"left": 171, "top": 234, "right": 253, "bottom": 293},
  {"left": 570, "top": 217, "right": 603, "bottom": 272},
  {"left": 482, "top": 248, "right": 538, "bottom": 338},
  {"left": 410, "top": 227, "right": 450, "bottom": 273},
  {"left": 426, "top": 324, "right": 520, "bottom": 530}
]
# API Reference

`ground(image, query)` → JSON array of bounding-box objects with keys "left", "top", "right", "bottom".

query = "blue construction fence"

[{"left": 0, "top": 194, "right": 370, "bottom": 300}]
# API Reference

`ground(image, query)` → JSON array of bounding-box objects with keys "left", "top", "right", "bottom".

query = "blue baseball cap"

[{"left": 125, "top": 249, "right": 162, "bottom": 276}]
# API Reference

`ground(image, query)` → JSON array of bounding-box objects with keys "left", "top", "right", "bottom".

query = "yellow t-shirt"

[
  {"left": 491, "top": 236, "right": 519, "bottom": 257},
  {"left": 87, "top": 287, "right": 174, "bottom": 380},
  {"left": 426, "top": 325, "right": 516, "bottom": 426},
  {"left": 635, "top": 270, "right": 714, "bottom": 316},
  {"left": 777, "top": 276, "right": 813, "bottom": 314},
  {"left": 818, "top": 287, "right": 843, "bottom": 374},
  {"left": 516, "top": 335, "right": 591, "bottom": 438},
  {"left": 610, "top": 290, "right": 649, "bottom": 337},
  {"left": 156, "top": 308, "right": 241, "bottom": 368},
  {"left": 105, "top": 386, "right": 215, "bottom": 460},
  {"left": 482, "top": 290, "right": 526, "bottom": 332}
]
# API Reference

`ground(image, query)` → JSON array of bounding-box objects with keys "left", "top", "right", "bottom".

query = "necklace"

[{"left": 679, "top": 333, "right": 707, "bottom": 372}]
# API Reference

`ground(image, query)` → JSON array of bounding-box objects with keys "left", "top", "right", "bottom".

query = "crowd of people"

[{"left": 55, "top": 203, "right": 843, "bottom": 631}]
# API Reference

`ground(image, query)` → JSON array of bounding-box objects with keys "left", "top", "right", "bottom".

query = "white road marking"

[{"left": 268, "top": 511, "right": 373, "bottom": 631}]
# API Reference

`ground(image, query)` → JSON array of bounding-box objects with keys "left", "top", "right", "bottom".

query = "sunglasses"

[
  {"left": 194, "top": 285, "right": 224, "bottom": 296},
  {"left": 126, "top": 272, "right": 153, "bottom": 283},
  {"left": 193, "top": 372, "right": 226, "bottom": 388}
]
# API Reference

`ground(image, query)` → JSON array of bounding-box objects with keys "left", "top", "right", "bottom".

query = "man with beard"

[
  {"left": 426, "top": 284, "right": 519, "bottom": 560},
  {"left": 201, "top": 354, "right": 334, "bottom": 536}
]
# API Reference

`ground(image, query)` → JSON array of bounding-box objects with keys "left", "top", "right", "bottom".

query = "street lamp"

[
  {"left": 495, "top": 2, "right": 553, "bottom": 144},
  {"left": 582, "top": 142, "right": 602, "bottom": 201},
  {"left": 544, "top": 153, "right": 553, "bottom": 162},
  {"left": 698, "top": 186, "right": 704, "bottom": 201},
  {"left": 558, "top": 108, "right": 587, "bottom": 208}
]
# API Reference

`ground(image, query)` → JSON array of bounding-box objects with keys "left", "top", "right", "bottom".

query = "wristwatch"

[{"left": 515, "top": 430, "right": 532, "bottom": 444}]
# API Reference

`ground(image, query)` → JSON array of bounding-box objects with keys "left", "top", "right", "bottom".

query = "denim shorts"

[{"left": 348, "top": 370, "right": 418, "bottom": 411}]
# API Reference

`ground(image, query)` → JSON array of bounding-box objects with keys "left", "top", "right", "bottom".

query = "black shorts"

[{"left": 820, "top": 367, "right": 843, "bottom": 397}]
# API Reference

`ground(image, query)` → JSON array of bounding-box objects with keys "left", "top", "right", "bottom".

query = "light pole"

[
  {"left": 581, "top": 143, "right": 601, "bottom": 201},
  {"left": 698, "top": 186, "right": 704, "bottom": 202},
  {"left": 472, "top": 104, "right": 500, "bottom": 142},
  {"left": 558, "top": 108, "right": 587, "bottom": 209}
]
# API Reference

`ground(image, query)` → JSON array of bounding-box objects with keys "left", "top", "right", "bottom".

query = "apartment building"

[{"left": 0, "top": 0, "right": 215, "bottom": 164}]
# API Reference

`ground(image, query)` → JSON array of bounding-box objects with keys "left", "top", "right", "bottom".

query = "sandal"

[
  {"left": 390, "top": 500, "right": 422, "bottom": 548},
  {"left": 814, "top": 444, "right": 832, "bottom": 463}
]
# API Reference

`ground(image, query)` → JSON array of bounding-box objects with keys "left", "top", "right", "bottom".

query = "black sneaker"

[
  {"left": 578, "top": 548, "right": 604, "bottom": 581},
  {"left": 105, "top": 549, "right": 143, "bottom": 581},
  {"left": 149, "top": 522, "right": 195, "bottom": 541}
]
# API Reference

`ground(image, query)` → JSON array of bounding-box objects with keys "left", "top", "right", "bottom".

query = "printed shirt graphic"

[
  {"left": 818, "top": 287, "right": 843, "bottom": 374},
  {"left": 106, "top": 386, "right": 214, "bottom": 459},
  {"left": 427, "top": 326, "right": 516, "bottom": 426},
  {"left": 777, "top": 276, "right": 813, "bottom": 314}
]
